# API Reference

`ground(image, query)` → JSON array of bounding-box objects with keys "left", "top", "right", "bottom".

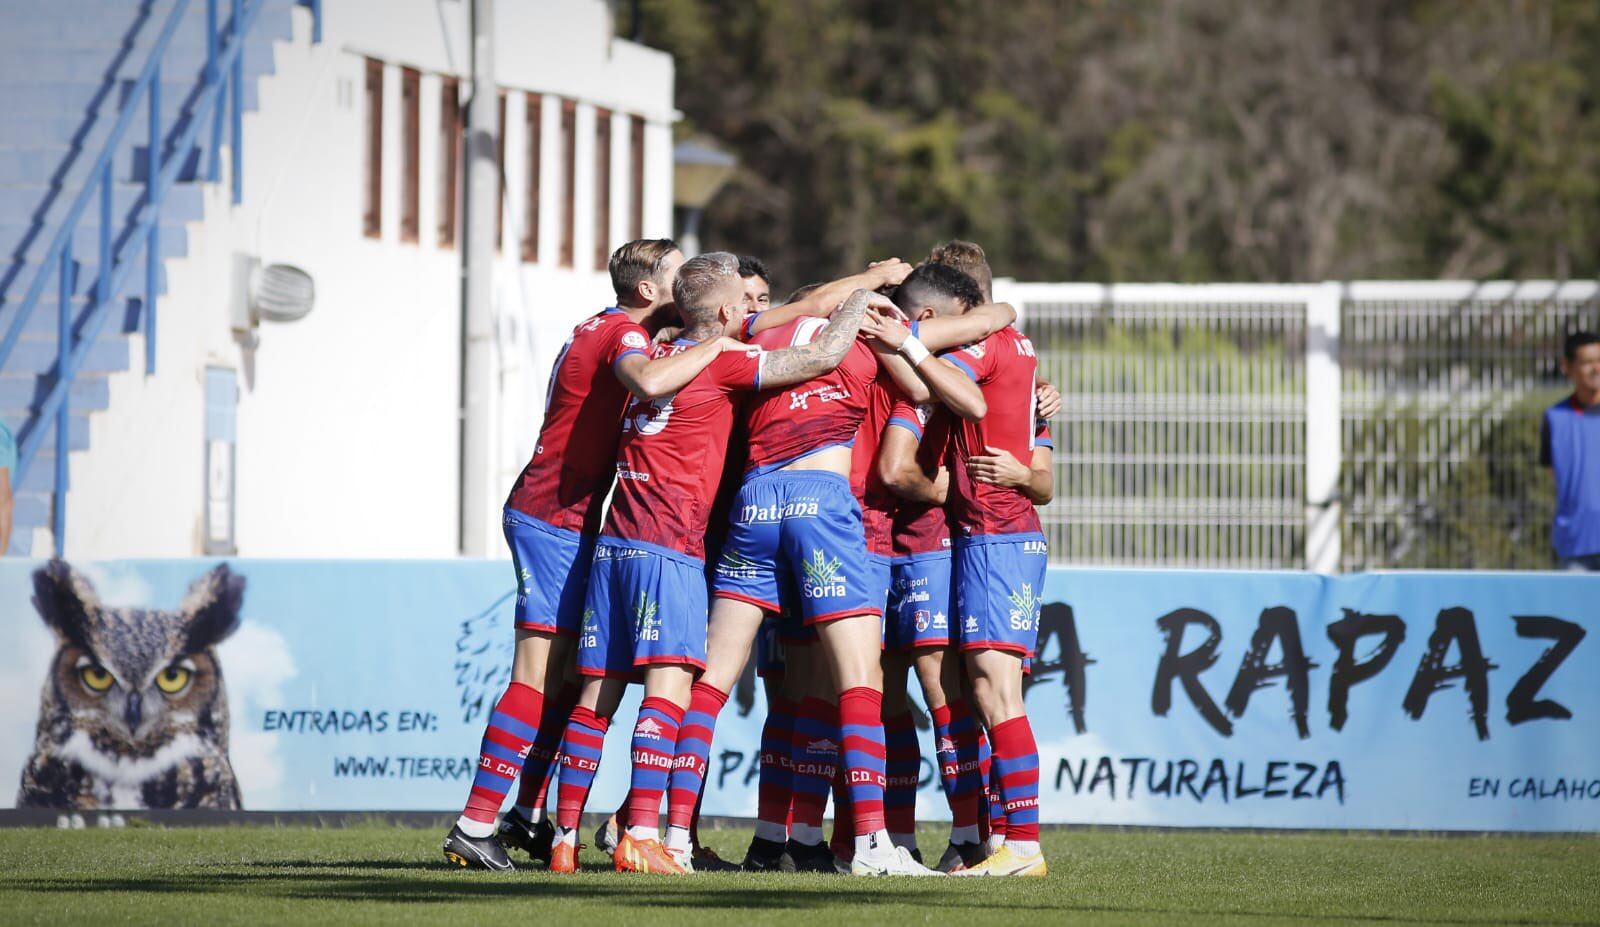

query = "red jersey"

[
  {"left": 945, "top": 327, "right": 1044, "bottom": 537},
  {"left": 851, "top": 381, "right": 900, "bottom": 557},
  {"left": 743, "top": 317, "right": 879, "bottom": 473},
  {"left": 888, "top": 398, "right": 954, "bottom": 557},
  {"left": 602, "top": 340, "right": 765, "bottom": 559},
  {"left": 505, "top": 308, "right": 652, "bottom": 533}
]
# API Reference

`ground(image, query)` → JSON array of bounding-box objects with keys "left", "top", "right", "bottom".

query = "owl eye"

[
  {"left": 78, "top": 664, "right": 114, "bottom": 694},
  {"left": 155, "top": 665, "right": 192, "bottom": 696}
]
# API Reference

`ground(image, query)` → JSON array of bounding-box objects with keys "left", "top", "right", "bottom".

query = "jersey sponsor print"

[
  {"left": 743, "top": 317, "right": 880, "bottom": 472},
  {"left": 602, "top": 340, "right": 765, "bottom": 559}
]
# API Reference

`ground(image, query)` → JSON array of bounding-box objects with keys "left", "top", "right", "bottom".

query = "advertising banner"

[{"left": 0, "top": 559, "right": 1593, "bottom": 830}]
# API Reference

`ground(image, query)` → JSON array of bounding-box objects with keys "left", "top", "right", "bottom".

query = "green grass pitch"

[{"left": 0, "top": 824, "right": 1596, "bottom": 925}]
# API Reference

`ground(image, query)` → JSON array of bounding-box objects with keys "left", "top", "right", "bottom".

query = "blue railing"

[{"left": 0, "top": 0, "right": 322, "bottom": 556}]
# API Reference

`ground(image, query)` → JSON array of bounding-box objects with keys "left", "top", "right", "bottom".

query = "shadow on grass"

[{"left": 4, "top": 863, "right": 1594, "bottom": 925}]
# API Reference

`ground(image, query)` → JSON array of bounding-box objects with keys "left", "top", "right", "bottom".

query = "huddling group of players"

[{"left": 442, "top": 237, "right": 1057, "bottom": 877}]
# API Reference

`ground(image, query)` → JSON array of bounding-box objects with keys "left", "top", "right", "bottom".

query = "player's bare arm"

[
  {"left": 614, "top": 335, "right": 744, "bottom": 400},
  {"left": 862, "top": 313, "right": 988, "bottom": 420},
  {"left": 907, "top": 302, "right": 1016, "bottom": 352},
  {"left": 876, "top": 422, "right": 948, "bottom": 504},
  {"left": 746, "top": 259, "right": 912, "bottom": 336},
  {"left": 757, "top": 288, "right": 878, "bottom": 388},
  {"left": 967, "top": 444, "right": 1054, "bottom": 505}
]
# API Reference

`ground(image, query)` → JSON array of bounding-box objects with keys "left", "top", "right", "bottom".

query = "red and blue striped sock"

[
  {"left": 838, "top": 686, "right": 887, "bottom": 837},
  {"left": 883, "top": 711, "right": 921, "bottom": 839},
  {"left": 514, "top": 681, "right": 579, "bottom": 817},
  {"left": 554, "top": 705, "right": 609, "bottom": 831},
  {"left": 829, "top": 761, "right": 853, "bottom": 860},
  {"left": 626, "top": 696, "right": 684, "bottom": 833},
  {"left": 932, "top": 700, "right": 984, "bottom": 833},
  {"left": 665, "top": 682, "right": 727, "bottom": 829},
  {"left": 789, "top": 697, "right": 837, "bottom": 838},
  {"left": 978, "top": 729, "right": 1007, "bottom": 841},
  {"left": 461, "top": 682, "right": 543, "bottom": 830},
  {"left": 755, "top": 696, "right": 797, "bottom": 839},
  {"left": 988, "top": 715, "right": 1040, "bottom": 844}
]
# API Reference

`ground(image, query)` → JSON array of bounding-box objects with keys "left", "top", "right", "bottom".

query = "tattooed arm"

[{"left": 755, "top": 289, "right": 881, "bottom": 389}]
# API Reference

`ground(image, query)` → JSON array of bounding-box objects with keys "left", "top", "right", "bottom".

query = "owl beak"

[{"left": 124, "top": 691, "right": 143, "bottom": 733}]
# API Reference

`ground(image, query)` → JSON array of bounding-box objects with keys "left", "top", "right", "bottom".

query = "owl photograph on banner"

[{"left": 17, "top": 560, "right": 244, "bottom": 810}]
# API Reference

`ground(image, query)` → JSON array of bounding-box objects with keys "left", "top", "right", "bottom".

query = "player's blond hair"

[
  {"left": 673, "top": 251, "right": 741, "bottom": 317},
  {"left": 928, "top": 240, "right": 993, "bottom": 302}
]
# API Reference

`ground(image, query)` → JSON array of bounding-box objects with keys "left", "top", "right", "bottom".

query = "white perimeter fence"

[{"left": 994, "top": 280, "right": 1600, "bottom": 571}]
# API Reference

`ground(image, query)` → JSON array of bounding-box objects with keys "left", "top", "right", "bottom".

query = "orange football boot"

[
  {"left": 548, "top": 840, "right": 579, "bottom": 873},
  {"left": 613, "top": 833, "right": 687, "bottom": 874}
]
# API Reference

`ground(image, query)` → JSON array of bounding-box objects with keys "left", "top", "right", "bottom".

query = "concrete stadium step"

[
  {"left": 0, "top": 375, "right": 109, "bottom": 413},
  {"left": 2, "top": 335, "right": 129, "bottom": 377},
  {"left": 0, "top": 44, "right": 279, "bottom": 85},
  {"left": 0, "top": 78, "right": 262, "bottom": 118},
  {"left": 0, "top": 411, "right": 91, "bottom": 455},
  {"left": 0, "top": 219, "right": 190, "bottom": 266},
  {"left": 0, "top": 2, "right": 297, "bottom": 44},
  {"left": 0, "top": 182, "right": 204, "bottom": 228},
  {"left": 0, "top": 260, "right": 170, "bottom": 299},
  {"left": 0, "top": 291, "right": 159, "bottom": 338},
  {"left": 0, "top": 139, "right": 217, "bottom": 191},
  {"left": 12, "top": 490, "right": 50, "bottom": 536}
]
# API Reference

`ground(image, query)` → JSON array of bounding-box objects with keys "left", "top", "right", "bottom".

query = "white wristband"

[{"left": 899, "top": 335, "right": 931, "bottom": 366}]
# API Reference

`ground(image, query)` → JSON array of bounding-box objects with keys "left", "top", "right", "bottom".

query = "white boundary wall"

[{"left": 62, "top": 0, "right": 675, "bottom": 559}]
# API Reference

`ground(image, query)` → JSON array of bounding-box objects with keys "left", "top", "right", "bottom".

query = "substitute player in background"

[
  {"left": 547, "top": 253, "right": 877, "bottom": 874},
  {"left": 443, "top": 239, "right": 744, "bottom": 870}
]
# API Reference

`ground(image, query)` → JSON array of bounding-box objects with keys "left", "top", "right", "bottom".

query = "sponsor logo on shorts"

[
  {"left": 964, "top": 615, "right": 979, "bottom": 633},
  {"left": 633, "top": 593, "right": 663, "bottom": 642},
  {"left": 740, "top": 498, "right": 820, "bottom": 523},
  {"left": 933, "top": 611, "right": 948, "bottom": 630},
  {"left": 801, "top": 548, "right": 846, "bottom": 599},
  {"left": 716, "top": 549, "right": 763, "bottom": 580},
  {"left": 595, "top": 545, "right": 651, "bottom": 561},
  {"left": 914, "top": 610, "right": 931, "bottom": 632},
  {"left": 1022, "top": 540, "right": 1048, "bottom": 555},
  {"left": 1007, "top": 584, "right": 1040, "bottom": 632},
  {"left": 580, "top": 608, "right": 600, "bottom": 649}
]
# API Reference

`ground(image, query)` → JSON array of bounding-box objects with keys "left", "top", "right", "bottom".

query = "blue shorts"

[
  {"left": 953, "top": 532, "right": 1048, "bottom": 657},
  {"left": 886, "top": 550, "right": 954, "bottom": 650},
  {"left": 712, "top": 470, "right": 883, "bottom": 625},
  {"left": 579, "top": 538, "right": 709, "bottom": 678},
  {"left": 503, "top": 507, "right": 594, "bottom": 635}
]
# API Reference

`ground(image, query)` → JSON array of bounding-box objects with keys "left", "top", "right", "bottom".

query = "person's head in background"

[
  {"left": 738, "top": 256, "right": 771, "bottom": 315},
  {"left": 927, "top": 240, "right": 993, "bottom": 303},
  {"left": 784, "top": 283, "right": 823, "bottom": 304},
  {"left": 1563, "top": 332, "right": 1600, "bottom": 406}
]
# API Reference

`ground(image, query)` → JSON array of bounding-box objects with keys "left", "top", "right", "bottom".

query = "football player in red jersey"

[
  {"left": 545, "top": 253, "right": 876, "bottom": 874},
  {"left": 940, "top": 301, "right": 1052, "bottom": 878},
  {"left": 444, "top": 240, "right": 748, "bottom": 871}
]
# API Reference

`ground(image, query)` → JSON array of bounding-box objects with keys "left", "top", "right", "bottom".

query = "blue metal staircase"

[{"left": 0, "top": 0, "right": 319, "bottom": 555}]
